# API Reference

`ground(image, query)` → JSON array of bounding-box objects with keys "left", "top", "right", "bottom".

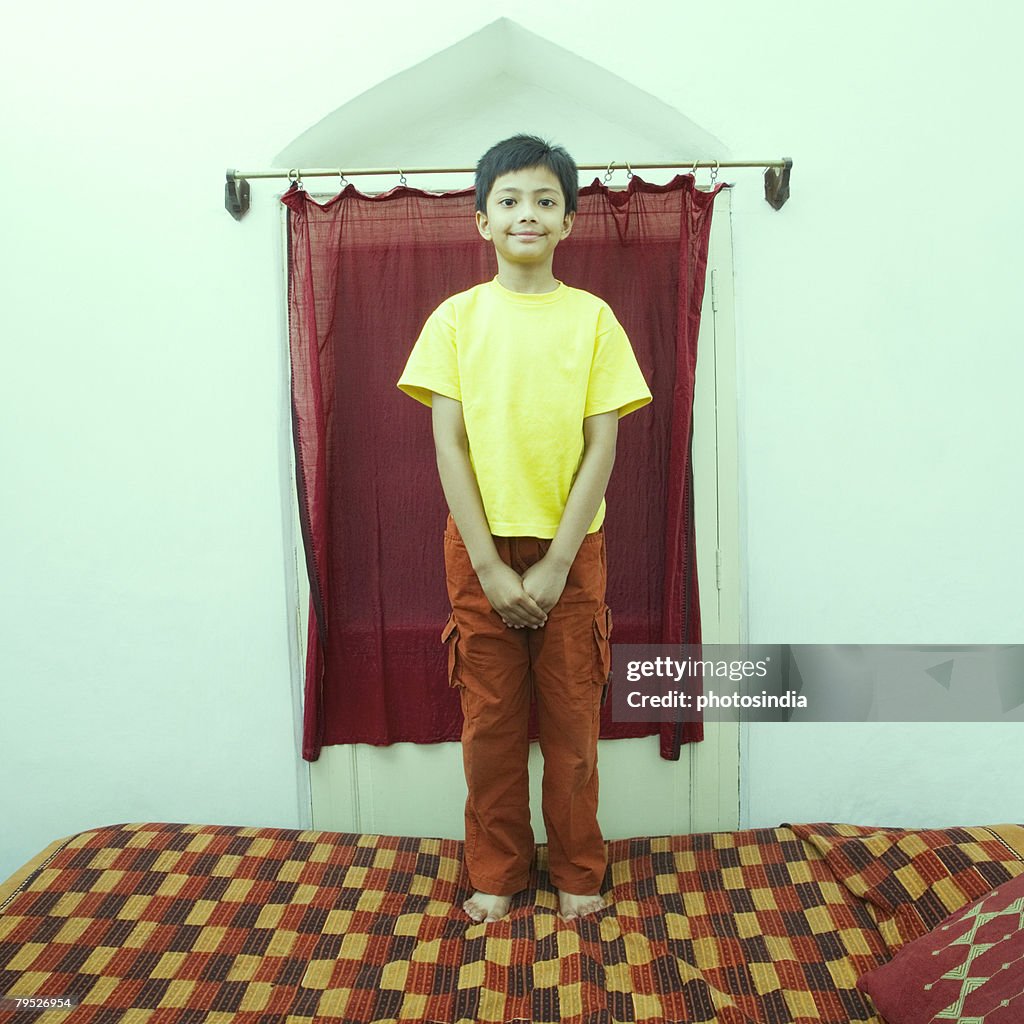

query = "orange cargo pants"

[{"left": 441, "top": 514, "right": 612, "bottom": 896}]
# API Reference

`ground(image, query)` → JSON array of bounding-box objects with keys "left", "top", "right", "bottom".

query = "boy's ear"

[
  {"left": 475, "top": 210, "right": 491, "bottom": 240},
  {"left": 561, "top": 210, "right": 576, "bottom": 238}
]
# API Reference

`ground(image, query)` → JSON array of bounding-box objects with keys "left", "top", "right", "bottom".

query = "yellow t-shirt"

[{"left": 397, "top": 277, "right": 652, "bottom": 537}]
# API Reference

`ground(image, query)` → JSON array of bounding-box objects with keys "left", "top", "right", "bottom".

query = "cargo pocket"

[
  {"left": 441, "top": 612, "right": 462, "bottom": 689},
  {"left": 593, "top": 605, "right": 613, "bottom": 705}
]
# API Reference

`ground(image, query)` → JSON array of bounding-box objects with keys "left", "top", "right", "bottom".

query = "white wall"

[
  {"left": 744, "top": 723, "right": 1024, "bottom": 829},
  {"left": 2, "top": 0, "right": 1021, "bottom": 881}
]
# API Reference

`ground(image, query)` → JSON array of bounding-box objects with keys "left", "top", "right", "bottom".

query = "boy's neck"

[{"left": 494, "top": 261, "right": 559, "bottom": 295}]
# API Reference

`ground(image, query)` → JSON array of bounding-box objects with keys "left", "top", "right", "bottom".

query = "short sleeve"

[
  {"left": 584, "top": 305, "right": 653, "bottom": 419},
  {"left": 396, "top": 301, "right": 462, "bottom": 407}
]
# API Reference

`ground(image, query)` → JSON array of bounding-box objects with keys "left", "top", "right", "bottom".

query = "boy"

[{"left": 397, "top": 135, "right": 651, "bottom": 923}]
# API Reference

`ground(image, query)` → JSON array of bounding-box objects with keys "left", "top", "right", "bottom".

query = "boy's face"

[{"left": 476, "top": 165, "right": 575, "bottom": 269}]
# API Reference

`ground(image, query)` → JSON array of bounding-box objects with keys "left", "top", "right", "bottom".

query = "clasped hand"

[{"left": 477, "top": 557, "right": 569, "bottom": 629}]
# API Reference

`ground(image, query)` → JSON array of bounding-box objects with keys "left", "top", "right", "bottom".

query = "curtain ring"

[
  {"left": 625, "top": 160, "right": 633, "bottom": 180},
  {"left": 338, "top": 170, "right": 349, "bottom": 190},
  {"left": 603, "top": 160, "right": 615, "bottom": 183},
  {"left": 690, "top": 159, "right": 700, "bottom": 178},
  {"left": 398, "top": 168, "right": 408, "bottom": 186},
  {"left": 710, "top": 160, "right": 720, "bottom": 185},
  {"left": 288, "top": 168, "right": 304, "bottom": 190}
]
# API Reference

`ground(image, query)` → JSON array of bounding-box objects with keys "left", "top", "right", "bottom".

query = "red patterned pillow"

[{"left": 856, "top": 871, "right": 1024, "bottom": 1023}]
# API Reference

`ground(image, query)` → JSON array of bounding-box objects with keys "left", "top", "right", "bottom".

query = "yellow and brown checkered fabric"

[
  {"left": 1, "top": 822, "right": 1022, "bottom": 1023},
  {"left": 788, "top": 822, "right": 1024, "bottom": 954}
]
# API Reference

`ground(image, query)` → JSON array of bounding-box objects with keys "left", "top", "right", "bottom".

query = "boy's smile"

[{"left": 476, "top": 165, "right": 575, "bottom": 287}]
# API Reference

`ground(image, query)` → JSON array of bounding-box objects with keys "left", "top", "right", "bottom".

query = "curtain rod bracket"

[
  {"left": 225, "top": 169, "right": 251, "bottom": 220},
  {"left": 763, "top": 158, "right": 792, "bottom": 210}
]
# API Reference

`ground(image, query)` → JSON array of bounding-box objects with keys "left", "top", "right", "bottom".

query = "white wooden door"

[{"left": 287, "top": 187, "right": 740, "bottom": 839}]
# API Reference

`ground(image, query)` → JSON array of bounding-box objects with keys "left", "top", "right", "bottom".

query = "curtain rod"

[{"left": 225, "top": 158, "right": 793, "bottom": 219}]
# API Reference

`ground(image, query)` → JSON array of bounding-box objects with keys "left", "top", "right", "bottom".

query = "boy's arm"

[
  {"left": 521, "top": 410, "right": 619, "bottom": 613},
  {"left": 431, "top": 393, "right": 547, "bottom": 629}
]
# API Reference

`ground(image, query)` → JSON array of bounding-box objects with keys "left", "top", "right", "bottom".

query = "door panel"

[{"left": 291, "top": 188, "right": 740, "bottom": 837}]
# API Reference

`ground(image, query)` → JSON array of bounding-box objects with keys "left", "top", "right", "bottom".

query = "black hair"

[{"left": 475, "top": 134, "right": 578, "bottom": 216}]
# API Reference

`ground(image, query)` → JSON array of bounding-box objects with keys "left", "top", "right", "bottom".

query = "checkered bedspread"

[{"left": 1, "top": 822, "right": 1022, "bottom": 1023}]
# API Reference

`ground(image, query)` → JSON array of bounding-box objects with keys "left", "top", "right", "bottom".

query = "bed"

[{"left": 1, "top": 821, "right": 1022, "bottom": 1023}]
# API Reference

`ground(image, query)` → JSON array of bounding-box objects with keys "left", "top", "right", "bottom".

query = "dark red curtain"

[{"left": 282, "top": 174, "right": 727, "bottom": 762}]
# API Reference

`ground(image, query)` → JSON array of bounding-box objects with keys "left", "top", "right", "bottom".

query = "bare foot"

[
  {"left": 558, "top": 890, "right": 606, "bottom": 921},
  {"left": 463, "top": 891, "right": 513, "bottom": 922}
]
